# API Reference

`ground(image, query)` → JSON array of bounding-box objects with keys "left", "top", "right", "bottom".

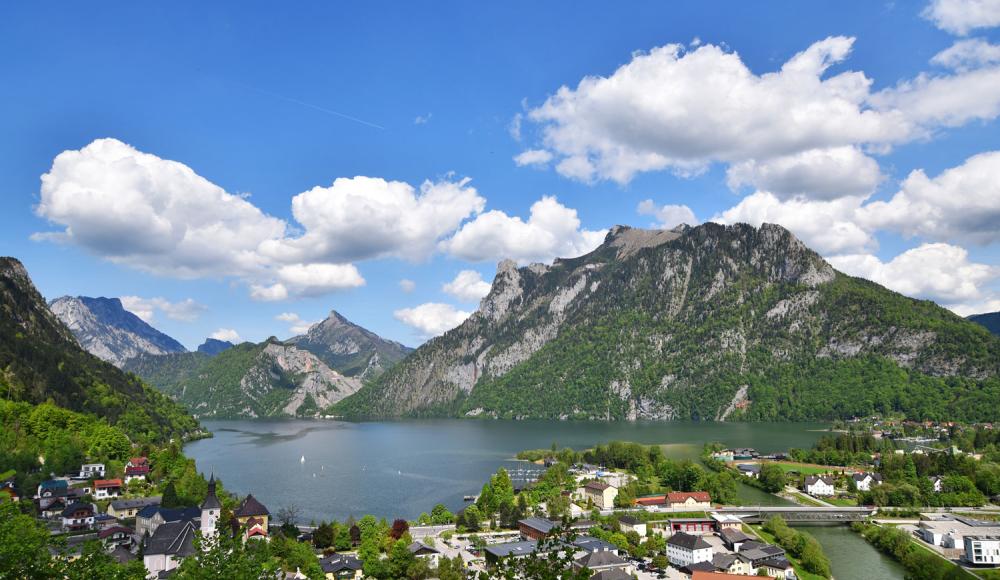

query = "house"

[
  {"left": 99, "top": 526, "right": 134, "bottom": 549},
  {"left": 852, "top": 472, "right": 883, "bottom": 492},
  {"left": 803, "top": 475, "right": 835, "bottom": 497},
  {"left": 107, "top": 496, "right": 161, "bottom": 519},
  {"left": 61, "top": 501, "right": 97, "bottom": 531},
  {"left": 36, "top": 479, "right": 68, "bottom": 508},
  {"left": 408, "top": 541, "right": 440, "bottom": 567},
  {"left": 711, "top": 552, "right": 755, "bottom": 576},
  {"left": 573, "top": 550, "right": 632, "bottom": 575},
  {"left": 41, "top": 498, "right": 67, "bottom": 519},
  {"left": 124, "top": 457, "right": 150, "bottom": 484},
  {"left": 737, "top": 464, "right": 761, "bottom": 479},
  {"left": 573, "top": 535, "right": 619, "bottom": 554},
  {"left": 93, "top": 478, "right": 123, "bottom": 499},
  {"left": 719, "top": 527, "right": 753, "bottom": 551},
  {"left": 590, "top": 569, "right": 634, "bottom": 580},
  {"left": 143, "top": 520, "right": 197, "bottom": 577},
  {"left": 233, "top": 493, "right": 270, "bottom": 539},
  {"left": 618, "top": 515, "right": 646, "bottom": 537},
  {"left": 484, "top": 540, "right": 540, "bottom": 567},
  {"left": 963, "top": 536, "right": 1000, "bottom": 566},
  {"left": 136, "top": 505, "right": 200, "bottom": 538},
  {"left": 667, "top": 491, "right": 712, "bottom": 510},
  {"left": 0, "top": 477, "right": 19, "bottom": 502},
  {"left": 681, "top": 561, "right": 720, "bottom": 576},
  {"left": 930, "top": 476, "right": 944, "bottom": 492},
  {"left": 635, "top": 494, "right": 667, "bottom": 510},
  {"left": 319, "top": 553, "right": 364, "bottom": 579},
  {"left": 664, "top": 518, "right": 716, "bottom": 536},
  {"left": 666, "top": 531, "right": 713, "bottom": 567},
  {"left": 78, "top": 463, "right": 106, "bottom": 479},
  {"left": 758, "top": 556, "right": 795, "bottom": 578},
  {"left": 518, "top": 517, "right": 557, "bottom": 540},
  {"left": 711, "top": 512, "right": 744, "bottom": 531},
  {"left": 738, "top": 542, "right": 787, "bottom": 568},
  {"left": 583, "top": 480, "right": 618, "bottom": 509},
  {"left": 93, "top": 514, "right": 118, "bottom": 530}
]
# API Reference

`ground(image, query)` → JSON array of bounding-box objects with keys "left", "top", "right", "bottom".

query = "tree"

[
  {"left": 313, "top": 522, "right": 334, "bottom": 549},
  {"left": 464, "top": 505, "right": 482, "bottom": 532},
  {"left": 390, "top": 519, "right": 409, "bottom": 541},
  {"left": 175, "top": 530, "right": 278, "bottom": 579},
  {"left": 760, "top": 463, "right": 787, "bottom": 493},
  {"left": 430, "top": 503, "right": 453, "bottom": 525},
  {"left": 436, "top": 555, "right": 465, "bottom": 580},
  {"left": 160, "top": 480, "right": 181, "bottom": 508},
  {"left": 386, "top": 539, "right": 417, "bottom": 579},
  {"left": 0, "top": 500, "right": 58, "bottom": 578}
]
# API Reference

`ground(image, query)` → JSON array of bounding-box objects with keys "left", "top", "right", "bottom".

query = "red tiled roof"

[
  {"left": 667, "top": 491, "right": 711, "bottom": 503},
  {"left": 635, "top": 495, "right": 666, "bottom": 506},
  {"left": 125, "top": 465, "right": 150, "bottom": 475},
  {"left": 98, "top": 526, "right": 134, "bottom": 539},
  {"left": 128, "top": 457, "right": 148, "bottom": 466},
  {"left": 94, "top": 479, "right": 122, "bottom": 488}
]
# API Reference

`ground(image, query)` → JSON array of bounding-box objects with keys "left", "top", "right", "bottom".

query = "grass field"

[
  {"left": 825, "top": 496, "right": 858, "bottom": 507},
  {"left": 750, "top": 524, "right": 828, "bottom": 580},
  {"left": 788, "top": 491, "right": 827, "bottom": 507}
]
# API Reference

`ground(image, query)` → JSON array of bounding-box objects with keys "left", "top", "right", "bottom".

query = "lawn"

[
  {"left": 788, "top": 491, "right": 827, "bottom": 507},
  {"left": 825, "top": 496, "right": 858, "bottom": 507},
  {"left": 749, "top": 524, "right": 828, "bottom": 580},
  {"left": 771, "top": 461, "right": 839, "bottom": 475}
]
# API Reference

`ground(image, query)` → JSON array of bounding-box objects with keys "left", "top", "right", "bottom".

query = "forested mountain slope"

[
  {"left": 125, "top": 338, "right": 362, "bottom": 418},
  {"left": 288, "top": 310, "right": 412, "bottom": 379},
  {"left": 336, "top": 223, "right": 1000, "bottom": 422},
  {"left": 969, "top": 312, "right": 1000, "bottom": 336},
  {"left": 0, "top": 257, "right": 197, "bottom": 441},
  {"left": 50, "top": 295, "right": 186, "bottom": 367}
]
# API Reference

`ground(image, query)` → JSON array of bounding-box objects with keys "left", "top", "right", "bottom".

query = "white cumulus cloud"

[
  {"left": 636, "top": 200, "right": 698, "bottom": 229},
  {"left": 726, "top": 146, "right": 883, "bottom": 200},
  {"left": 441, "top": 196, "right": 606, "bottom": 264},
  {"left": 829, "top": 243, "right": 998, "bottom": 314},
  {"left": 394, "top": 303, "right": 472, "bottom": 338},
  {"left": 922, "top": 0, "right": 1000, "bottom": 35},
  {"left": 276, "top": 312, "right": 317, "bottom": 335},
  {"left": 399, "top": 279, "right": 416, "bottom": 293},
  {"left": 443, "top": 270, "right": 492, "bottom": 302},
  {"left": 209, "top": 328, "right": 241, "bottom": 343},
  {"left": 931, "top": 38, "right": 1000, "bottom": 71},
  {"left": 119, "top": 296, "right": 207, "bottom": 324},
  {"left": 514, "top": 149, "right": 554, "bottom": 167}
]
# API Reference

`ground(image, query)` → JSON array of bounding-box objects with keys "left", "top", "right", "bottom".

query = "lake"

[{"left": 185, "top": 418, "right": 831, "bottom": 522}]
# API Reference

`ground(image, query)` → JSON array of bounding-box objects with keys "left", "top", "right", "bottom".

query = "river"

[{"left": 185, "top": 418, "right": 902, "bottom": 577}]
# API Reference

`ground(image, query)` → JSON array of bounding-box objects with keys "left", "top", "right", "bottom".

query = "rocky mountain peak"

[{"left": 289, "top": 309, "right": 412, "bottom": 378}]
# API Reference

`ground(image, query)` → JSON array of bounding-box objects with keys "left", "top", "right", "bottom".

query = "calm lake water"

[
  {"left": 186, "top": 418, "right": 903, "bottom": 577},
  {"left": 185, "top": 418, "right": 829, "bottom": 522}
]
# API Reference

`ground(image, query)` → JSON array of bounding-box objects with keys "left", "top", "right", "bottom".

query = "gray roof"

[
  {"left": 666, "top": 531, "right": 711, "bottom": 550},
  {"left": 574, "top": 536, "right": 617, "bottom": 553},
  {"left": 408, "top": 541, "right": 439, "bottom": 555},
  {"left": 719, "top": 527, "right": 752, "bottom": 543},
  {"left": 61, "top": 502, "right": 95, "bottom": 519},
  {"left": 760, "top": 556, "right": 793, "bottom": 570},
  {"left": 618, "top": 515, "right": 641, "bottom": 525},
  {"left": 591, "top": 569, "right": 633, "bottom": 580},
  {"left": 713, "top": 552, "right": 738, "bottom": 568},
  {"left": 575, "top": 550, "right": 626, "bottom": 569},
  {"left": 110, "top": 496, "right": 161, "bottom": 511},
  {"left": 320, "top": 553, "right": 363, "bottom": 573},
  {"left": 144, "top": 520, "right": 197, "bottom": 557},
  {"left": 518, "top": 517, "right": 556, "bottom": 534},
  {"left": 804, "top": 475, "right": 835, "bottom": 486},
  {"left": 201, "top": 476, "right": 222, "bottom": 510},
  {"left": 485, "top": 540, "right": 539, "bottom": 558}
]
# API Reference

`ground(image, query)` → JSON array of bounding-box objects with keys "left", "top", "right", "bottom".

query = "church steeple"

[{"left": 200, "top": 473, "right": 221, "bottom": 537}]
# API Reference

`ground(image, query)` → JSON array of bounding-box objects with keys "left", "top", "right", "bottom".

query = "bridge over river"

[{"left": 713, "top": 506, "right": 876, "bottom": 522}]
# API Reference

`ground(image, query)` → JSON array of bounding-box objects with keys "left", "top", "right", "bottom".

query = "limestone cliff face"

[
  {"left": 49, "top": 296, "right": 186, "bottom": 367},
  {"left": 337, "top": 222, "right": 1000, "bottom": 421}
]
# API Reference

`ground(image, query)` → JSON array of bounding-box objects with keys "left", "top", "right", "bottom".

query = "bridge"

[{"left": 713, "top": 506, "right": 876, "bottom": 523}]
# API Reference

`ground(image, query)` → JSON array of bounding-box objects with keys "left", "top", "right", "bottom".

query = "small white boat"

[{"left": 300, "top": 455, "right": 306, "bottom": 464}]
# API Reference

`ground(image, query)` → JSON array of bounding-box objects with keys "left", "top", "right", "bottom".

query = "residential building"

[
  {"left": 852, "top": 472, "right": 883, "bottom": 492},
  {"left": 484, "top": 540, "right": 540, "bottom": 567},
  {"left": 712, "top": 552, "right": 754, "bottom": 575},
  {"left": 803, "top": 475, "right": 835, "bottom": 497},
  {"left": 736, "top": 464, "right": 761, "bottom": 479},
  {"left": 583, "top": 480, "right": 618, "bottom": 509},
  {"left": 408, "top": 541, "right": 440, "bottom": 567},
  {"left": 964, "top": 536, "right": 1000, "bottom": 566},
  {"left": 719, "top": 527, "right": 752, "bottom": 551},
  {"left": 36, "top": 479, "right": 68, "bottom": 508},
  {"left": 666, "top": 531, "right": 713, "bottom": 567},
  {"left": 233, "top": 493, "right": 270, "bottom": 540},
  {"left": 143, "top": 520, "right": 197, "bottom": 577},
  {"left": 759, "top": 556, "right": 795, "bottom": 578},
  {"left": 573, "top": 550, "right": 632, "bottom": 575},
  {"left": 41, "top": 499, "right": 67, "bottom": 519},
  {"left": 124, "top": 457, "right": 150, "bottom": 484},
  {"left": 99, "top": 526, "right": 134, "bottom": 550},
  {"left": 93, "top": 478, "right": 122, "bottom": 499},
  {"left": 930, "top": 476, "right": 944, "bottom": 492},
  {"left": 78, "top": 463, "right": 105, "bottom": 479},
  {"left": 711, "top": 512, "right": 744, "bottom": 530},
  {"left": 136, "top": 505, "right": 200, "bottom": 539},
  {"left": 635, "top": 494, "right": 667, "bottom": 510},
  {"left": 320, "top": 553, "right": 364, "bottom": 579},
  {"left": 93, "top": 514, "right": 118, "bottom": 530},
  {"left": 618, "top": 515, "right": 646, "bottom": 537},
  {"left": 107, "top": 496, "right": 161, "bottom": 519},
  {"left": 61, "top": 502, "right": 96, "bottom": 531},
  {"left": 518, "top": 517, "right": 557, "bottom": 540},
  {"left": 573, "top": 535, "right": 618, "bottom": 554},
  {"left": 591, "top": 569, "right": 634, "bottom": 580},
  {"left": 667, "top": 491, "right": 712, "bottom": 510},
  {"left": 738, "top": 542, "right": 787, "bottom": 568}
]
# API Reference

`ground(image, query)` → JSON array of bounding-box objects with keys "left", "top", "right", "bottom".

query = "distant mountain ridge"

[
  {"left": 49, "top": 295, "right": 186, "bottom": 367},
  {"left": 969, "top": 312, "right": 1000, "bottom": 336},
  {"left": 0, "top": 257, "right": 197, "bottom": 440},
  {"left": 125, "top": 338, "right": 362, "bottom": 419},
  {"left": 336, "top": 222, "right": 1000, "bottom": 422},
  {"left": 288, "top": 310, "right": 412, "bottom": 379},
  {"left": 197, "top": 338, "right": 234, "bottom": 355}
]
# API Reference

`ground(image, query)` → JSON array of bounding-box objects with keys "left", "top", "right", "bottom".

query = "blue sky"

[{"left": 1, "top": 0, "right": 999, "bottom": 349}]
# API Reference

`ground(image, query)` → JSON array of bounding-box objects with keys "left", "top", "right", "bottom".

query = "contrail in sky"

[{"left": 244, "top": 84, "right": 385, "bottom": 130}]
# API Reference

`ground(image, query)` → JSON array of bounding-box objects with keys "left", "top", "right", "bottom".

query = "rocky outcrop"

[
  {"left": 50, "top": 296, "right": 186, "bottom": 367},
  {"left": 289, "top": 310, "right": 411, "bottom": 379}
]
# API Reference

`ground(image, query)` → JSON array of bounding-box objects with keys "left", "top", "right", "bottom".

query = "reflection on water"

[{"left": 186, "top": 418, "right": 829, "bottom": 522}]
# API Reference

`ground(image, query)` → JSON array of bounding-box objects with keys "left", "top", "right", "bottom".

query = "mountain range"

[
  {"left": 336, "top": 222, "right": 1000, "bottom": 422},
  {"left": 0, "top": 258, "right": 197, "bottom": 441},
  {"left": 288, "top": 310, "right": 412, "bottom": 379},
  {"left": 969, "top": 312, "right": 1000, "bottom": 336},
  {"left": 49, "top": 295, "right": 187, "bottom": 367}
]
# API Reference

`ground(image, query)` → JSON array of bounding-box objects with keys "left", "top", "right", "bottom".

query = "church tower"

[{"left": 200, "top": 474, "right": 222, "bottom": 538}]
